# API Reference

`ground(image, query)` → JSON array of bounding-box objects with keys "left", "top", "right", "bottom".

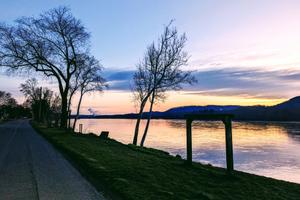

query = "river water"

[{"left": 74, "top": 119, "right": 300, "bottom": 184}]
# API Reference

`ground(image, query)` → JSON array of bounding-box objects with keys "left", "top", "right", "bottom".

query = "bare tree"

[
  {"left": 132, "top": 60, "right": 154, "bottom": 145},
  {"left": 20, "top": 78, "right": 40, "bottom": 104},
  {"left": 0, "top": 91, "right": 17, "bottom": 106},
  {"left": 20, "top": 78, "right": 54, "bottom": 123},
  {"left": 20, "top": 78, "right": 43, "bottom": 122},
  {"left": 132, "top": 22, "right": 196, "bottom": 147},
  {"left": 0, "top": 7, "right": 91, "bottom": 128},
  {"left": 67, "top": 62, "right": 81, "bottom": 127},
  {"left": 49, "top": 94, "right": 61, "bottom": 127},
  {"left": 72, "top": 55, "right": 107, "bottom": 131}
]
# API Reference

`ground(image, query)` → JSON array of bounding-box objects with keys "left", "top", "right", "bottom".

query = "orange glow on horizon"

[{"left": 71, "top": 91, "right": 287, "bottom": 115}]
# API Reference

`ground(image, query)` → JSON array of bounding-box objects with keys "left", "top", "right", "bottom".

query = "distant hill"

[
  {"left": 77, "top": 96, "right": 300, "bottom": 121},
  {"left": 164, "top": 105, "right": 241, "bottom": 118},
  {"left": 233, "top": 96, "right": 300, "bottom": 121},
  {"left": 163, "top": 96, "right": 300, "bottom": 121},
  {"left": 273, "top": 96, "right": 300, "bottom": 109}
]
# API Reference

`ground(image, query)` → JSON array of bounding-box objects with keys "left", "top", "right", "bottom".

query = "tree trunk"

[
  {"left": 132, "top": 99, "right": 147, "bottom": 145},
  {"left": 38, "top": 100, "right": 42, "bottom": 122},
  {"left": 60, "top": 91, "right": 69, "bottom": 128},
  {"left": 67, "top": 96, "right": 72, "bottom": 124},
  {"left": 72, "top": 90, "right": 84, "bottom": 131},
  {"left": 133, "top": 109, "right": 143, "bottom": 145},
  {"left": 140, "top": 92, "right": 155, "bottom": 147},
  {"left": 38, "top": 88, "right": 42, "bottom": 122},
  {"left": 67, "top": 89, "right": 76, "bottom": 127}
]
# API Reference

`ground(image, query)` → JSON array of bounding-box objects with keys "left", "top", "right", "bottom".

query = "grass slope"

[{"left": 31, "top": 122, "right": 300, "bottom": 200}]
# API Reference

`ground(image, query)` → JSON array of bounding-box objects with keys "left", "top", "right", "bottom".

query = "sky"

[{"left": 1, "top": 0, "right": 300, "bottom": 114}]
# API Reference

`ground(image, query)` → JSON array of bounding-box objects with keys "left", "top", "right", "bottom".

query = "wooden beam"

[
  {"left": 186, "top": 119, "right": 193, "bottom": 165},
  {"left": 185, "top": 114, "right": 234, "bottom": 121},
  {"left": 223, "top": 117, "right": 234, "bottom": 173}
]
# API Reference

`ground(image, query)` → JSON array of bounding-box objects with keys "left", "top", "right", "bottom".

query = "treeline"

[
  {"left": 0, "top": 79, "right": 62, "bottom": 125},
  {"left": 0, "top": 7, "right": 107, "bottom": 128},
  {"left": 0, "top": 7, "right": 195, "bottom": 147},
  {"left": 0, "top": 91, "right": 31, "bottom": 121},
  {"left": 20, "top": 78, "right": 61, "bottom": 126}
]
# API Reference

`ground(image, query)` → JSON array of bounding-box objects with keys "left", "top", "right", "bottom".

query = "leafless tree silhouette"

[
  {"left": 71, "top": 55, "right": 107, "bottom": 131},
  {"left": 0, "top": 6, "right": 92, "bottom": 128},
  {"left": 132, "top": 21, "right": 196, "bottom": 146}
]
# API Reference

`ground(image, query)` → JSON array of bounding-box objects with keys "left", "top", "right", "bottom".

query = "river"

[{"left": 73, "top": 119, "right": 300, "bottom": 184}]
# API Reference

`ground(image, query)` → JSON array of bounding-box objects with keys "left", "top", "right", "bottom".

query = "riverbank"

[{"left": 31, "top": 122, "right": 300, "bottom": 200}]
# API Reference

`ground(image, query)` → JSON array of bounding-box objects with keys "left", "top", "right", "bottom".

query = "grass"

[{"left": 31, "top": 122, "right": 300, "bottom": 200}]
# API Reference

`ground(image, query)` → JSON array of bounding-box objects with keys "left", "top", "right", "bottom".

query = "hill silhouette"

[
  {"left": 233, "top": 96, "right": 300, "bottom": 121},
  {"left": 78, "top": 96, "right": 300, "bottom": 121},
  {"left": 161, "top": 96, "right": 300, "bottom": 121}
]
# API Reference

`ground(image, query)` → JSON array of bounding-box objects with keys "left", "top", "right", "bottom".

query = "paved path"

[{"left": 0, "top": 120, "right": 106, "bottom": 200}]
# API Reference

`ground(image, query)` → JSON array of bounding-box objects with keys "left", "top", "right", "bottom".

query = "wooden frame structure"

[{"left": 185, "top": 114, "right": 234, "bottom": 173}]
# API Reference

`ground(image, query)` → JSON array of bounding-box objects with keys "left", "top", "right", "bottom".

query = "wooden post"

[
  {"left": 79, "top": 124, "right": 83, "bottom": 134},
  {"left": 224, "top": 117, "right": 234, "bottom": 173},
  {"left": 186, "top": 119, "right": 192, "bottom": 165},
  {"left": 184, "top": 114, "right": 234, "bottom": 172}
]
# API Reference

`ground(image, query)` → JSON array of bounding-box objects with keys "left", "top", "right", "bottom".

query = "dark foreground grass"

[{"left": 31, "top": 122, "right": 300, "bottom": 200}]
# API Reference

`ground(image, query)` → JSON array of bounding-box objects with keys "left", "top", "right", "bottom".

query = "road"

[{"left": 0, "top": 120, "right": 106, "bottom": 200}]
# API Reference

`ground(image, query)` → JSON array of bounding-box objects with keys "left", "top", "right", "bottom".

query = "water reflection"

[{"left": 73, "top": 119, "right": 300, "bottom": 184}]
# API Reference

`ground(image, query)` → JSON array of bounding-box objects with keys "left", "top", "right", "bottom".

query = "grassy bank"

[{"left": 31, "top": 122, "right": 300, "bottom": 200}]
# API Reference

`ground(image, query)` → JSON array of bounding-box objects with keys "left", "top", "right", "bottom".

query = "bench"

[{"left": 99, "top": 131, "right": 109, "bottom": 139}]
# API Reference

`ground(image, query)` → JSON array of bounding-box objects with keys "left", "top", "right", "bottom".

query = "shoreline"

[
  {"left": 72, "top": 116, "right": 300, "bottom": 123},
  {"left": 31, "top": 121, "right": 300, "bottom": 200}
]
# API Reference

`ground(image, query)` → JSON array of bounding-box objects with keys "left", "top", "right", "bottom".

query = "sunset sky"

[{"left": 1, "top": 0, "right": 300, "bottom": 114}]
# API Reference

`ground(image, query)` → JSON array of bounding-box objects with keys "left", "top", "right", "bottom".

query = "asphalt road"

[{"left": 0, "top": 120, "right": 106, "bottom": 200}]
